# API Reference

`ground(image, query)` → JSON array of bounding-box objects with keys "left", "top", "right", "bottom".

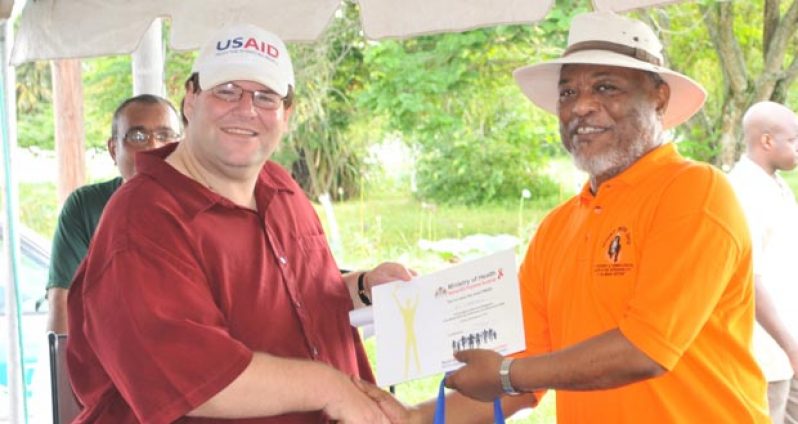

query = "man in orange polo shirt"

[{"left": 441, "top": 11, "right": 770, "bottom": 423}]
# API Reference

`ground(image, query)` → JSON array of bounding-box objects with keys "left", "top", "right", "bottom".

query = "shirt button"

[
  {"left": 594, "top": 206, "right": 602, "bottom": 214},
  {"left": 311, "top": 346, "right": 319, "bottom": 357},
  {"left": 294, "top": 300, "right": 301, "bottom": 309},
  {"left": 279, "top": 256, "right": 287, "bottom": 265}
]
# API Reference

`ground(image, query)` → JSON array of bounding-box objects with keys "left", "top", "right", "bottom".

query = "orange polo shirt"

[{"left": 517, "top": 143, "right": 768, "bottom": 423}]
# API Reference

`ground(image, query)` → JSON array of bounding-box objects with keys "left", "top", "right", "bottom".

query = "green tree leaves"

[{"left": 359, "top": 11, "right": 582, "bottom": 204}]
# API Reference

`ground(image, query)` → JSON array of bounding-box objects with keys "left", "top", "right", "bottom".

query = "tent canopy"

[{"left": 11, "top": 0, "right": 686, "bottom": 65}]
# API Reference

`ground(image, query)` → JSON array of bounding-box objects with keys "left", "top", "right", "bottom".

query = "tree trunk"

[
  {"left": 51, "top": 59, "right": 85, "bottom": 205},
  {"left": 697, "top": 0, "right": 798, "bottom": 168},
  {"left": 716, "top": 95, "right": 748, "bottom": 170}
]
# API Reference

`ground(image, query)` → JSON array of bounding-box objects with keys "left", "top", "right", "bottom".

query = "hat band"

[{"left": 563, "top": 41, "right": 662, "bottom": 67}]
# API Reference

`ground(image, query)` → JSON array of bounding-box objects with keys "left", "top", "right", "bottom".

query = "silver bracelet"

[{"left": 499, "top": 357, "right": 521, "bottom": 396}]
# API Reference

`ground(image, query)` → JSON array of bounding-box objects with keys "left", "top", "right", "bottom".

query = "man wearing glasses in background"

[{"left": 46, "top": 94, "right": 182, "bottom": 333}]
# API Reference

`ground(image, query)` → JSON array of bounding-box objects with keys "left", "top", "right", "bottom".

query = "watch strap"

[
  {"left": 357, "top": 272, "right": 372, "bottom": 306},
  {"left": 499, "top": 357, "right": 520, "bottom": 396}
]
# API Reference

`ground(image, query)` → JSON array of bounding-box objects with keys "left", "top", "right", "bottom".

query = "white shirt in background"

[{"left": 728, "top": 155, "right": 798, "bottom": 382}]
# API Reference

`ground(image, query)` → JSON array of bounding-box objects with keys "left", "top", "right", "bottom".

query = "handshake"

[{"left": 322, "top": 349, "right": 534, "bottom": 424}]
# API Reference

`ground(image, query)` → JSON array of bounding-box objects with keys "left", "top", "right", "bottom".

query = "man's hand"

[
  {"left": 47, "top": 287, "right": 69, "bottom": 333},
  {"left": 347, "top": 262, "right": 416, "bottom": 308},
  {"left": 351, "top": 376, "right": 420, "bottom": 424},
  {"left": 366, "top": 262, "right": 416, "bottom": 286},
  {"left": 322, "top": 373, "right": 393, "bottom": 424},
  {"left": 364, "top": 262, "right": 417, "bottom": 293},
  {"left": 444, "top": 349, "right": 505, "bottom": 402}
]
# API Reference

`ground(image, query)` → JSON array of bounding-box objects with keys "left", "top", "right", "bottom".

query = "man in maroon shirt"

[{"left": 67, "top": 23, "right": 412, "bottom": 424}]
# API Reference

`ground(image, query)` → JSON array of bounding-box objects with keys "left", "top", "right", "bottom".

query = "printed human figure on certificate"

[{"left": 393, "top": 287, "right": 421, "bottom": 378}]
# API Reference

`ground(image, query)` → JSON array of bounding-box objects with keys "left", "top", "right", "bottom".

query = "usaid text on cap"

[{"left": 216, "top": 37, "right": 279, "bottom": 58}]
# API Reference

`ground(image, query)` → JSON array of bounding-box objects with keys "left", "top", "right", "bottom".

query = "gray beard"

[
  {"left": 566, "top": 116, "right": 663, "bottom": 181},
  {"left": 569, "top": 139, "right": 647, "bottom": 180}
]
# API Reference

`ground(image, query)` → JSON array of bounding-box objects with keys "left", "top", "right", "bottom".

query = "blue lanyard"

[{"left": 433, "top": 376, "right": 505, "bottom": 424}]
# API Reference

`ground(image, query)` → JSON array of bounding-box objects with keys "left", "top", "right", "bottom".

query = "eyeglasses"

[
  {"left": 122, "top": 129, "right": 181, "bottom": 145},
  {"left": 211, "top": 82, "right": 285, "bottom": 111}
]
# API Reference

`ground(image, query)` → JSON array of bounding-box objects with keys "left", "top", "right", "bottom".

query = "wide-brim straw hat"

[{"left": 513, "top": 12, "right": 706, "bottom": 129}]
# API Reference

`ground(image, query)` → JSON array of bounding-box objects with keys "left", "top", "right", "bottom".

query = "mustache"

[
  {"left": 562, "top": 118, "right": 593, "bottom": 149},
  {"left": 564, "top": 118, "right": 604, "bottom": 135},
  {"left": 566, "top": 118, "right": 580, "bottom": 133},
  {"left": 564, "top": 118, "right": 580, "bottom": 137}
]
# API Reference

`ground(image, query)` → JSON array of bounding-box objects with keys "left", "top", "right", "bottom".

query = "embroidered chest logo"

[
  {"left": 594, "top": 226, "right": 634, "bottom": 277},
  {"left": 607, "top": 235, "right": 622, "bottom": 262}
]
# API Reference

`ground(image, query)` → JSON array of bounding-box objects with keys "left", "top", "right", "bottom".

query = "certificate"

[{"left": 371, "top": 249, "right": 525, "bottom": 386}]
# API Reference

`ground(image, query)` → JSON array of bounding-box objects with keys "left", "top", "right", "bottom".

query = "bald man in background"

[{"left": 728, "top": 101, "right": 798, "bottom": 424}]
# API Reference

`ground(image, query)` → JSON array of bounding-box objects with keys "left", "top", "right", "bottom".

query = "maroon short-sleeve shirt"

[{"left": 67, "top": 143, "right": 373, "bottom": 423}]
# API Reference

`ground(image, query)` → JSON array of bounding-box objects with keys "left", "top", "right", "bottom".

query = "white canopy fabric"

[{"left": 11, "top": 0, "right": 686, "bottom": 65}]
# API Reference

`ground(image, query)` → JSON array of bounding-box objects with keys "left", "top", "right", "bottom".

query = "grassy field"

[{"left": 315, "top": 191, "right": 565, "bottom": 272}]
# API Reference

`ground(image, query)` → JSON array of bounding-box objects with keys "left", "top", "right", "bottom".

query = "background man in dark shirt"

[{"left": 46, "top": 94, "right": 181, "bottom": 333}]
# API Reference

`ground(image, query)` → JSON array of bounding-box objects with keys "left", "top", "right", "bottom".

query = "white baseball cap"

[
  {"left": 192, "top": 23, "right": 295, "bottom": 97},
  {"left": 513, "top": 12, "right": 706, "bottom": 129}
]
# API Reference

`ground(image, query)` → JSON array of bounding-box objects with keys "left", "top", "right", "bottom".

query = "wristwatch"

[
  {"left": 357, "top": 272, "right": 372, "bottom": 306},
  {"left": 499, "top": 357, "right": 521, "bottom": 396}
]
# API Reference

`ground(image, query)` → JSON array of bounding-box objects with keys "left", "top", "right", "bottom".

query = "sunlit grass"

[{"left": 314, "top": 191, "right": 564, "bottom": 273}]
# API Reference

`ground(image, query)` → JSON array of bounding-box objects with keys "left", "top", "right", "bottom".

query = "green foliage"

[
  {"left": 278, "top": 0, "right": 371, "bottom": 200},
  {"left": 163, "top": 19, "right": 197, "bottom": 110},
  {"left": 780, "top": 169, "right": 798, "bottom": 196},
  {"left": 635, "top": 6, "right": 720, "bottom": 161},
  {"left": 647, "top": 1, "right": 798, "bottom": 165},
  {"left": 17, "top": 101, "right": 55, "bottom": 149},
  {"left": 82, "top": 55, "right": 134, "bottom": 148},
  {"left": 16, "top": 62, "right": 54, "bottom": 149},
  {"left": 675, "top": 128, "right": 722, "bottom": 164},
  {"left": 16, "top": 61, "right": 51, "bottom": 113},
  {"left": 415, "top": 117, "right": 561, "bottom": 204},
  {"left": 19, "top": 54, "right": 141, "bottom": 152},
  {"left": 19, "top": 182, "right": 58, "bottom": 239},
  {"left": 359, "top": 12, "right": 581, "bottom": 204}
]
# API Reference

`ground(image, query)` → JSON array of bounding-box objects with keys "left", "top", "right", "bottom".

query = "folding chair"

[{"left": 48, "top": 332, "right": 81, "bottom": 424}]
